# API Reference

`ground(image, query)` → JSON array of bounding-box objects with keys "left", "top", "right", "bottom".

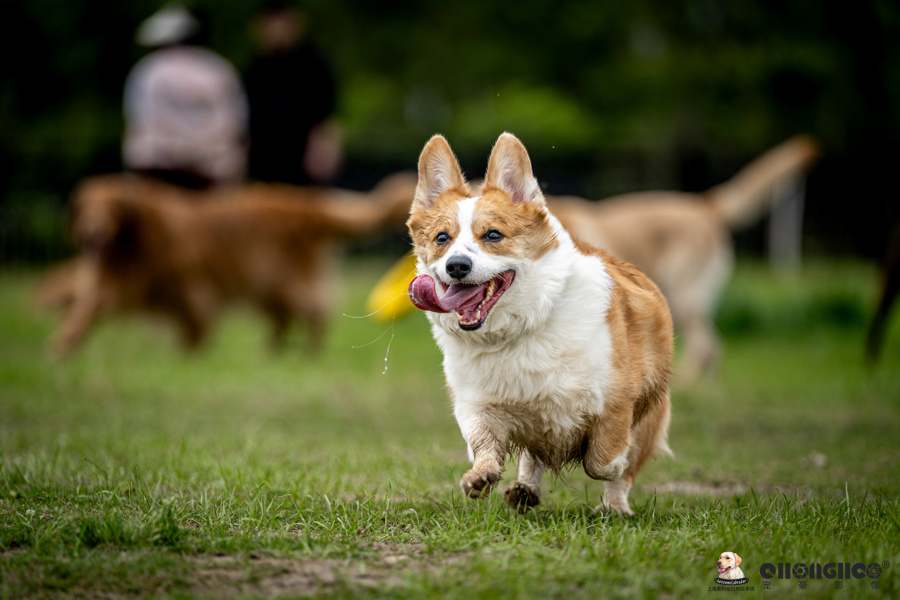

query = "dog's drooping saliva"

[{"left": 407, "top": 133, "right": 674, "bottom": 515}]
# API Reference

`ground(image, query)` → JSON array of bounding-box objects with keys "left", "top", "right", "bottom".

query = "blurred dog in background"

[
  {"left": 549, "top": 135, "right": 819, "bottom": 384},
  {"left": 38, "top": 172, "right": 416, "bottom": 358}
]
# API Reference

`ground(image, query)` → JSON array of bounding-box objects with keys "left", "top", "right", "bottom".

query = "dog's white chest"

[{"left": 440, "top": 311, "right": 613, "bottom": 442}]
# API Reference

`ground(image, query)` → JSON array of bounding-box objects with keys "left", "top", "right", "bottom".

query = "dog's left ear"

[
  {"left": 733, "top": 554, "right": 742, "bottom": 567},
  {"left": 413, "top": 134, "right": 469, "bottom": 211},
  {"left": 483, "top": 132, "right": 544, "bottom": 206}
]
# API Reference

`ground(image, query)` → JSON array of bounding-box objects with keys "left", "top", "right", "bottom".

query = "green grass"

[{"left": 1, "top": 257, "right": 899, "bottom": 599}]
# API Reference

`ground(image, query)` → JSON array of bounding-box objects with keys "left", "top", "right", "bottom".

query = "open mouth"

[
  {"left": 408, "top": 271, "right": 515, "bottom": 330},
  {"left": 717, "top": 567, "right": 730, "bottom": 574}
]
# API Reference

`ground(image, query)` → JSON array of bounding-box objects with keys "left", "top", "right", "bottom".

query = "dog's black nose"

[{"left": 446, "top": 255, "right": 472, "bottom": 280}]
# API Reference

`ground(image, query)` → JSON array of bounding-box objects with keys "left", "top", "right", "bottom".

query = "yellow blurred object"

[{"left": 366, "top": 252, "right": 419, "bottom": 321}]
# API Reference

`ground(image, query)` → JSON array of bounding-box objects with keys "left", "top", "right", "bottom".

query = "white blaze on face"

[
  {"left": 448, "top": 197, "right": 478, "bottom": 253},
  {"left": 432, "top": 196, "right": 509, "bottom": 287}
]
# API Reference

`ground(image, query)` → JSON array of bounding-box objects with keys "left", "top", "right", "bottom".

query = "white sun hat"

[{"left": 135, "top": 4, "right": 200, "bottom": 47}]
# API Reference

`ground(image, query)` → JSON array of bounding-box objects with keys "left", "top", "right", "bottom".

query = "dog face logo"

[{"left": 716, "top": 552, "right": 746, "bottom": 581}]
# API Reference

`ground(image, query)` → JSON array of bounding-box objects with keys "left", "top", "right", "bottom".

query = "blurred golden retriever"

[
  {"left": 41, "top": 172, "right": 416, "bottom": 358},
  {"left": 548, "top": 136, "right": 819, "bottom": 384}
]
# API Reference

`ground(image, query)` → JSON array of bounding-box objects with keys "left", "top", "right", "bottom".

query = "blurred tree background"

[{"left": 1, "top": 0, "right": 899, "bottom": 262}]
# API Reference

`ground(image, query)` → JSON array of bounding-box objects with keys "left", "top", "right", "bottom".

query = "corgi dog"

[{"left": 406, "top": 133, "right": 673, "bottom": 514}]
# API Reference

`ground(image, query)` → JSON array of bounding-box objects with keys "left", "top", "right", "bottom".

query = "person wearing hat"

[{"left": 122, "top": 4, "right": 249, "bottom": 188}]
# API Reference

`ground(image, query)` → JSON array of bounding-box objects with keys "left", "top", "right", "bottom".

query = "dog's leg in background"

[
  {"left": 33, "top": 257, "right": 82, "bottom": 311},
  {"left": 457, "top": 416, "right": 508, "bottom": 499},
  {"left": 263, "top": 300, "right": 292, "bottom": 351},
  {"left": 666, "top": 246, "right": 730, "bottom": 385},
  {"left": 298, "top": 307, "right": 328, "bottom": 354},
  {"left": 277, "top": 255, "right": 332, "bottom": 354},
  {"left": 177, "top": 282, "right": 216, "bottom": 350},
  {"left": 671, "top": 307, "right": 720, "bottom": 386},
  {"left": 175, "top": 309, "right": 210, "bottom": 351},
  {"left": 263, "top": 301, "right": 327, "bottom": 354},
  {"left": 503, "top": 449, "right": 544, "bottom": 510},
  {"left": 283, "top": 281, "right": 330, "bottom": 354},
  {"left": 51, "top": 258, "right": 103, "bottom": 358}
]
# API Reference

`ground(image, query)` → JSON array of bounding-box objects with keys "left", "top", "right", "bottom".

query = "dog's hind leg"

[
  {"left": 582, "top": 395, "right": 634, "bottom": 483},
  {"left": 176, "top": 283, "right": 215, "bottom": 350},
  {"left": 174, "top": 308, "right": 209, "bottom": 350},
  {"left": 304, "top": 308, "right": 328, "bottom": 354},
  {"left": 598, "top": 389, "right": 672, "bottom": 516},
  {"left": 279, "top": 279, "right": 329, "bottom": 354},
  {"left": 600, "top": 477, "right": 635, "bottom": 516},
  {"left": 673, "top": 309, "right": 720, "bottom": 386},
  {"left": 262, "top": 300, "right": 291, "bottom": 351},
  {"left": 669, "top": 248, "right": 730, "bottom": 385},
  {"left": 503, "top": 449, "right": 544, "bottom": 510},
  {"left": 264, "top": 299, "right": 326, "bottom": 354}
]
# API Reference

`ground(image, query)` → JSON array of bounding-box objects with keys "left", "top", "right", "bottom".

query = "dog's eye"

[
  {"left": 435, "top": 231, "right": 450, "bottom": 245},
  {"left": 483, "top": 229, "right": 504, "bottom": 242}
]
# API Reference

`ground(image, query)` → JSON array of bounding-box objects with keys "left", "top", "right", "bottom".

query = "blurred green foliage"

[{"left": 2, "top": 0, "right": 900, "bottom": 261}]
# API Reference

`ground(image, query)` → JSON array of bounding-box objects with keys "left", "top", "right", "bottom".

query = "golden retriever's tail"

[
  {"left": 706, "top": 135, "right": 819, "bottom": 230},
  {"left": 304, "top": 172, "right": 418, "bottom": 238}
]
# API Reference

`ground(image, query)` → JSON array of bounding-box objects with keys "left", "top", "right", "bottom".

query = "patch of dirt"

[
  {"left": 651, "top": 481, "right": 812, "bottom": 497},
  {"left": 187, "top": 542, "right": 465, "bottom": 598}
]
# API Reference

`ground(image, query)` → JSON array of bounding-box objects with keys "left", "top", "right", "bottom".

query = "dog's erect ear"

[
  {"left": 733, "top": 554, "right": 742, "bottom": 567},
  {"left": 413, "top": 135, "right": 468, "bottom": 210},
  {"left": 483, "top": 132, "right": 544, "bottom": 206}
]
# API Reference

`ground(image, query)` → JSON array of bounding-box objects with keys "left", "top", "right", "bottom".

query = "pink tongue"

[{"left": 408, "top": 274, "right": 485, "bottom": 313}]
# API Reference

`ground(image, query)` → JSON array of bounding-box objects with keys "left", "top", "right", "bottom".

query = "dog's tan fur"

[
  {"left": 548, "top": 136, "right": 819, "bottom": 383},
  {"left": 44, "top": 172, "right": 417, "bottom": 357}
]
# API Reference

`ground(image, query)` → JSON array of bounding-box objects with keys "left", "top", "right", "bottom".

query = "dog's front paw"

[
  {"left": 504, "top": 481, "right": 541, "bottom": 511},
  {"left": 460, "top": 470, "right": 500, "bottom": 499}
]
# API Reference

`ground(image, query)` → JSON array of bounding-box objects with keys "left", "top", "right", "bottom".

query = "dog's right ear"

[
  {"left": 733, "top": 554, "right": 742, "bottom": 567},
  {"left": 483, "top": 132, "right": 544, "bottom": 206},
  {"left": 413, "top": 134, "right": 469, "bottom": 211}
]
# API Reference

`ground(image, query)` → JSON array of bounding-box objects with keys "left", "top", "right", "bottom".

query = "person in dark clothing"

[
  {"left": 867, "top": 216, "right": 900, "bottom": 362},
  {"left": 245, "top": 2, "right": 342, "bottom": 185}
]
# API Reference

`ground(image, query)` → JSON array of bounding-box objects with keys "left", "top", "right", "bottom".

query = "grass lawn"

[{"left": 1, "top": 256, "right": 899, "bottom": 599}]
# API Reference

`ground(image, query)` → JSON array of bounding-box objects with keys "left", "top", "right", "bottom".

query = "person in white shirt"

[{"left": 122, "top": 4, "right": 248, "bottom": 188}]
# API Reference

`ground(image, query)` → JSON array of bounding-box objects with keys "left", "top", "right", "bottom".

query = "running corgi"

[{"left": 407, "top": 133, "right": 673, "bottom": 514}]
